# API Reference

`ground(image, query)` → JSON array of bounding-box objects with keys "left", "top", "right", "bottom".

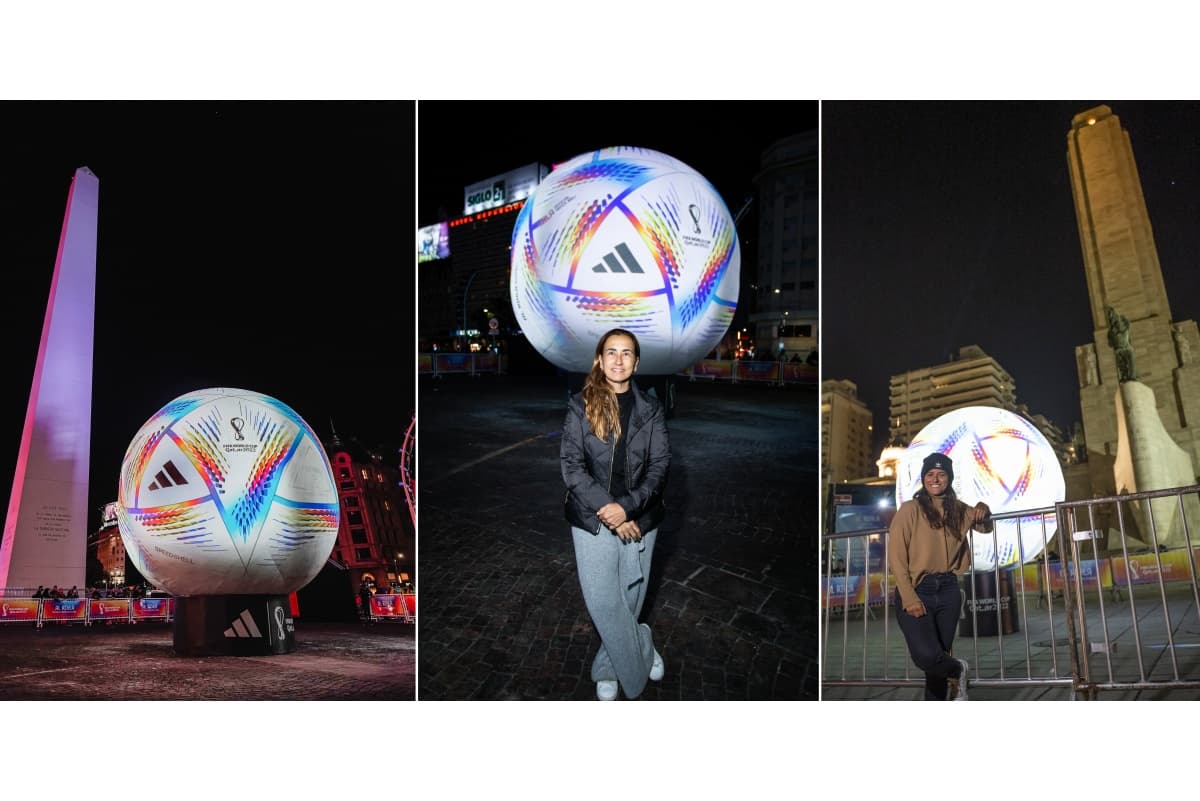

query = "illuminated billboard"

[
  {"left": 418, "top": 222, "right": 450, "bottom": 262},
  {"left": 463, "top": 163, "right": 548, "bottom": 215},
  {"left": 896, "top": 406, "right": 1064, "bottom": 569}
]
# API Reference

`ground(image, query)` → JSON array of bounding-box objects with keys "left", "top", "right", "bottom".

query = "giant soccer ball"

[
  {"left": 117, "top": 388, "right": 339, "bottom": 596},
  {"left": 896, "top": 407, "right": 1065, "bottom": 570},
  {"left": 510, "top": 147, "right": 740, "bottom": 375}
]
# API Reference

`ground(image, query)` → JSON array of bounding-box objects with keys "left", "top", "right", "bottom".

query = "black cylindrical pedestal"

[
  {"left": 959, "top": 569, "right": 1019, "bottom": 637},
  {"left": 173, "top": 594, "right": 295, "bottom": 656}
]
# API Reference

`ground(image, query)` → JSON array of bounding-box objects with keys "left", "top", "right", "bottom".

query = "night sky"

[
  {"left": 0, "top": 101, "right": 415, "bottom": 535},
  {"left": 822, "top": 101, "right": 1200, "bottom": 452},
  {"left": 418, "top": 100, "right": 818, "bottom": 228}
]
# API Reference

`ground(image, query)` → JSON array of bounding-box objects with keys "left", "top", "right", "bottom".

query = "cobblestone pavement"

[
  {"left": 418, "top": 375, "right": 818, "bottom": 700},
  {"left": 0, "top": 621, "right": 414, "bottom": 700}
]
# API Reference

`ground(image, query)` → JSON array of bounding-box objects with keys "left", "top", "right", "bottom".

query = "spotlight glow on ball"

[
  {"left": 896, "top": 407, "right": 1065, "bottom": 569},
  {"left": 117, "top": 388, "right": 339, "bottom": 596},
  {"left": 510, "top": 146, "right": 740, "bottom": 375}
]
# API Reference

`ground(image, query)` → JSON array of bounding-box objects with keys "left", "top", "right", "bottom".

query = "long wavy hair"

[
  {"left": 913, "top": 484, "right": 964, "bottom": 532},
  {"left": 583, "top": 328, "right": 640, "bottom": 442}
]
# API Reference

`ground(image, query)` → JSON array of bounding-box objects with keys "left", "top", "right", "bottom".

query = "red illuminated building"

[{"left": 325, "top": 433, "right": 414, "bottom": 592}]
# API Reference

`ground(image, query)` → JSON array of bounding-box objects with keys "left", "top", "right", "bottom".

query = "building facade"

[
  {"left": 888, "top": 345, "right": 1018, "bottom": 444},
  {"left": 1068, "top": 105, "right": 1200, "bottom": 496},
  {"left": 752, "top": 132, "right": 819, "bottom": 360},
  {"left": 86, "top": 503, "right": 126, "bottom": 589},
  {"left": 822, "top": 379, "right": 876, "bottom": 506},
  {"left": 886, "top": 345, "right": 1071, "bottom": 467},
  {"left": 326, "top": 434, "right": 414, "bottom": 592}
]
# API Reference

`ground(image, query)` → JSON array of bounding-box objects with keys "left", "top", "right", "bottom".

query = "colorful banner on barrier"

[
  {"left": 437, "top": 354, "right": 471, "bottom": 373},
  {"left": 131, "top": 598, "right": 172, "bottom": 619},
  {"left": 822, "top": 575, "right": 868, "bottom": 608},
  {"left": 475, "top": 353, "right": 498, "bottom": 371},
  {"left": 366, "top": 593, "right": 412, "bottom": 618},
  {"left": 41, "top": 598, "right": 88, "bottom": 621},
  {"left": 781, "top": 363, "right": 817, "bottom": 383},
  {"left": 1112, "top": 550, "right": 1200, "bottom": 586},
  {"left": 735, "top": 361, "right": 780, "bottom": 382},
  {"left": 692, "top": 360, "right": 734, "bottom": 379},
  {"left": 0, "top": 599, "right": 41, "bottom": 621},
  {"left": 89, "top": 599, "right": 131, "bottom": 620},
  {"left": 821, "top": 574, "right": 906, "bottom": 608},
  {"left": 826, "top": 548, "right": 1200, "bottom": 609},
  {"left": 418, "top": 354, "right": 434, "bottom": 373},
  {"left": 1008, "top": 560, "right": 1114, "bottom": 592}
]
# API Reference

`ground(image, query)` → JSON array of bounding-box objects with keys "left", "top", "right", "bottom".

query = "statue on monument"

[
  {"left": 1173, "top": 324, "right": 1192, "bottom": 365},
  {"left": 1106, "top": 306, "right": 1137, "bottom": 382},
  {"left": 1081, "top": 345, "right": 1098, "bottom": 386}
]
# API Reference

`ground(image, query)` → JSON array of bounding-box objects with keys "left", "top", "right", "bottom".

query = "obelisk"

[{"left": 0, "top": 167, "right": 98, "bottom": 590}]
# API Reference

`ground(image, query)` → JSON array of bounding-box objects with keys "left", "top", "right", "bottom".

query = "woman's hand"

[
  {"left": 971, "top": 502, "right": 991, "bottom": 524},
  {"left": 905, "top": 600, "right": 927, "bottom": 618},
  {"left": 597, "top": 503, "right": 627, "bottom": 529},
  {"left": 615, "top": 520, "right": 642, "bottom": 543}
]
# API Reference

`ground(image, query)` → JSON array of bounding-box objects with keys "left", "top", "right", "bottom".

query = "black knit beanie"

[{"left": 920, "top": 452, "right": 954, "bottom": 485}]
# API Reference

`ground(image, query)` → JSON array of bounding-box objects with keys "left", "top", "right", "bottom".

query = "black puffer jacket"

[{"left": 561, "top": 382, "right": 670, "bottom": 534}]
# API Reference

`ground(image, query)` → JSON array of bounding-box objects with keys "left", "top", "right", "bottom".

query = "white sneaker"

[
  {"left": 649, "top": 649, "right": 664, "bottom": 681},
  {"left": 596, "top": 680, "right": 619, "bottom": 701},
  {"left": 951, "top": 658, "right": 970, "bottom": 701}
]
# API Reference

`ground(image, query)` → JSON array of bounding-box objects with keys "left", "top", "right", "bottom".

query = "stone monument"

[{"left": 1109, "top": 309, "right": 1200, "bottom": 547}]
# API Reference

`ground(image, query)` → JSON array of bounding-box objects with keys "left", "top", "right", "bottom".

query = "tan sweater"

[{"left": 887, "top": 496, "right": 991, "bottom": 609}]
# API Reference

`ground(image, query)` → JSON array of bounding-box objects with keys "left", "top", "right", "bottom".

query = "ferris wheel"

[{"left": 399, "top": 412, "right": 416, "bottom": 527}]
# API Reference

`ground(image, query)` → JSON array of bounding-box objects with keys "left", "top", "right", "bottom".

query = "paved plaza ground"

[
  {"left": 0, "top": 621, "right": 414, "bottom": 700},
  {"left": 417, "top": 373, "right": 817, "bottom": 700}
]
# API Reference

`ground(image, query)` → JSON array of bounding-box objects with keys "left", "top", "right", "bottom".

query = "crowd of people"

[{"left": 29, "top": 584, "right": 158, "bottom": 600}]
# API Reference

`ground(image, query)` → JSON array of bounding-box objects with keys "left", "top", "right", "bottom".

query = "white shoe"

[
  {"left": 951, "top": 658, "right": 970, "bottom": 701},
  {"left": 596, "top": 680, "right": 619, "bottom": 701},
  {"left": 650, "top": 649, "right": 664, "bottom": 681}
]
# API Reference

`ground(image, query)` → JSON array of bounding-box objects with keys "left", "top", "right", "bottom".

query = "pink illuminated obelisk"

[{"left": 0, "top": 167, "right": 98, "bottom": 590}]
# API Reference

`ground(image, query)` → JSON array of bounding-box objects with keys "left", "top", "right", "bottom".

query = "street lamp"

[{"left": 392, "top": 551, "right": 405, "bottom": 591}]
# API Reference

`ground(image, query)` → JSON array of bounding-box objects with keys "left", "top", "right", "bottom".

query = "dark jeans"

[{"left": 896, "top": 572, "right": 964, "bottom": 701}]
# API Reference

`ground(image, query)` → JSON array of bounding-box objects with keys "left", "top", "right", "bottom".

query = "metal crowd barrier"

[
  {"left": 360, "top": 593, "right": 416, "bottom": 623},
  {"left": 0, "top": 597, "right": 175, "bottom": 628},
  {"left": 1057, "top": 485, "right": 1200, "bottom": 698},
  {"left": 678, "top": 359, "right": 816, "bottom": 386},
  {"left": 418, "top": 353, "right": 504, "bottom": 376},
  {"left": 822, "top": 485, "right": 1200, "bottom": 699}
]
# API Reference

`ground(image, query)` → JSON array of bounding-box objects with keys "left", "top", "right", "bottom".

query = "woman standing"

[
  {"left": 887, "top": 452, "right": 991, "bottom": 701},
  {"left": 561, "top": 328, "right": 670, "bottom": 700}
]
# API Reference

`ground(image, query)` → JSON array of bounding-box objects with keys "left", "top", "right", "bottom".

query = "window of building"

[
  {"left": 355, "top": 548, "right": 371, "bottom": 560},
  {"left": 340, "top": 481, "right": 355, "bottom": 490},
  {"left": 344, "top": 496, "right": 359, "bottom": 507},
  {"left": 351, "top": 529, "right": 368, "bottom": 544},
  {"left": 361, "top": 468, "right": 369, "bottom": 480},
  {"left": 348, "top": 510, "right": 364, "bottom": 527},
  {"left": 338, "top": 467, "right": 350, "bottom": 479}
]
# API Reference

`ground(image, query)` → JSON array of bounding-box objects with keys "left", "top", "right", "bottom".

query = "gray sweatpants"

[{"left": 571, "top": 525, "right": 658, "bottom": 699}]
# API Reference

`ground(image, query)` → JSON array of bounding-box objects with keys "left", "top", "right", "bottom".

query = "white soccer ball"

[
  {"left": 897, "top": 406, "right": 1065, "bottom": 569},
  {"left": 117, "top": 388, "right": 339, "bottom": 596},
  {"left": 510, "top": 147, "right": 740, "bottom": 375}
]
